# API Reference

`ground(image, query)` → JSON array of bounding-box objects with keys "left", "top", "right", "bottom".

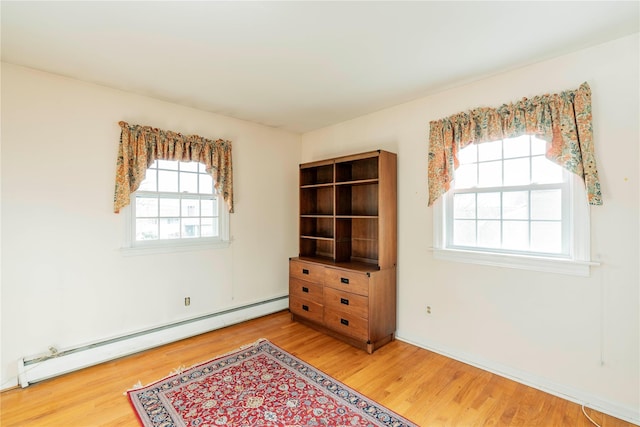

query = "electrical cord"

[{"left": 582, "top": 405, "right": 602, "bottom": 427}]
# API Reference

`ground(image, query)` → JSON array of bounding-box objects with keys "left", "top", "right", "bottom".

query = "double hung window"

[
  {"left": 124, "top": 160, "right": 229, "bottom": 253},
  {"left": 434, "top": 135, "right": 591, "bottom": 275}
]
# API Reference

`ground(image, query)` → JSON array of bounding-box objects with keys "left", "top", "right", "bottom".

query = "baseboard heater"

[{"left": 18, "top": 295, "right": 289, "bottom": 388}]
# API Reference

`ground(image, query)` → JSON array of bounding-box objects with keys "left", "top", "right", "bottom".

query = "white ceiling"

[{"left": 2, "top": 1, "right": 638, "bottom": 133}]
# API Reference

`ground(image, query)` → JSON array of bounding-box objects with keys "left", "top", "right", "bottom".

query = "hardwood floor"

[{"left": 1, "top": 310, "right": 634, "bottom": 426}]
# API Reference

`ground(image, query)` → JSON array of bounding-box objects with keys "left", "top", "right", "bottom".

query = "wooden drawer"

[
  {"left": 323, "top": 287, "right": 368, "bottom": 319},
  {"left": 324, "top": 268, "right": 369, "bottom": 296},
  {"left": 289, "top": 260, "right": 325, "bottom": 283},
  {"left": 289, "top": 278, "right": 323, "bottom": 303},
  {"left": 324, "top": 308, "right": 368, "bottom": 341},
  {"left": 289, "top": 295, "right": 323, "bottom": 324}
]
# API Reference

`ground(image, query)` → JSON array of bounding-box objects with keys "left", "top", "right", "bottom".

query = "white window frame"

[
  {"left": 433, "top": 140, "right": 596, "bottom": 277},
  {"left": 120, "top": 161, "right": 230, "bottom": 256}
]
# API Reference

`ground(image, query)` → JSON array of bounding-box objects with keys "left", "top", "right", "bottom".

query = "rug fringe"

[
  {"left": 125, "top": 338, "right": 270, "bottom": 393},
  {"left": 169, "top": 364, "right": 186, "bottom": 375},
  {"left": 123, "top": 380, "right": 143, "bottom": 395}
]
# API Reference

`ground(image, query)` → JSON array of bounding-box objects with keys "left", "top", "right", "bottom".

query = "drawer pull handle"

[
  {"left": 340, "top": 298, "right": 349, "bottom": 305},
  {"left": 302, "top": 269, "right": 309, "bottom": 275},
  {"left": 340, "top": 318, "right": 349, "bottom": 326},
  {"left": 302, "top": 286, "right": 309, "bottom": 293},
  {"left": 340, "top": 277, "right": 349, "bottom": 284},
  {"left": 302, "top": 305, "right": 309, "bottom": 311}
]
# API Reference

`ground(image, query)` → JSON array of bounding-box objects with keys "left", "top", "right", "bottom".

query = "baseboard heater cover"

[{"left": 18, "top": 296, "right": 289, "bottom": 388}]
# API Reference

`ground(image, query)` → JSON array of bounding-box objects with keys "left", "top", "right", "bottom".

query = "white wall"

[
  {"left": 0, "top": 63, "right": 300, "bottom": 388},
  {"left": 302, "top": 34, "right": 639, "bottom": 422}
]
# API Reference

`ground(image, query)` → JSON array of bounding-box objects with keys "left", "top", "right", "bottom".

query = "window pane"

[
  {"left": 477, "top": 192, "right": 500, "bottom": 219},
  {"left": 531, "top": 190, "right": 562, "bottom": 220},
  {"left": 159, "top": 198, "right": 180, "bottom": 217},
  {"left": 134, "top": 159, "right": 225, "bottom": 244},
  {"left": 136, "top": 197, "right": 158, "bottom": 217},
  {"left": 138, "top": 169, "right": 157, "bottom": 191},
  {"left": 159, "top": 218, "right": 181, "bottom": 239},
  {"left": 478, "top": 140, "right": 502, "bottom": 161},
  {"left": 503, "top": 158, "right": 530, "bottom": 186},
  {"left": 201, "top": 198, "right": 215, "bottom": 217},
  {"left": 503, "top": 135, "right": 530, "bottom": 158},
  {"left": 201, "top": 218, "right": 218, "bottom": 237},
  {"left": 453, "top": 193, "right": 476, "bottom": 219},
  {"left": 531, "top": 137, "right": 547, "bottom": 155},
  {"left": 454, "top": 220, "right": 476, "bottom": 246},
  {"left": 179, "top": 161, "right": 198, "bottom": 172},
  {"left": 180, "top": 172, "right": 198, "bottom": 193},
  {"left": 182, "top": 198, "right": 199, "bottom": 217},
  {"left": 503, "top": 191, "right": 529, "bottom": 220},
  {"left": 182, "top": 218, "right": 200, "bottom": 238},
  {"left": 157, "top": 160, "right": 179, "bottom": 170},
  {"left": 478, "top": 161, "right": 502, "bottom": 187},
  {"left": 503, "top": 221, "right": 529, "bottom": 251},
  {"left": 531, "top": 221, "right": 562, "bottom": 253},
  {"left": 136, "top": 219, "right": 158, "bottom": 241},
  {"left": 458, "top": 144, "right": 477, "bottom": 164},
  {"left": 158, "top": 170, "right": 178, "bottom": 192},
  {"left": 478, "top": 220, "right": 501, "bottom": 248},
  {"left": 532, "top": 156, "right": 563, "bottom": 184},
  {"left": 199, "top": 173, "right": 214, "bottom": 194},
  {"left": 454, "top": 164, "right": 477, "bottom": 189},
  {"left": 446, "top": 135, "right": 570, "bottom": 258}
]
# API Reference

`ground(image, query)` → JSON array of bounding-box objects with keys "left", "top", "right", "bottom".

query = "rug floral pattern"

[{"left": 128, "top": 339, "right": 416, "bottom": 427}]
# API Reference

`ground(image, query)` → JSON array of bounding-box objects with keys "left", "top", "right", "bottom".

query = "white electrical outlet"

[{"left": 185, "top": 297, "right": 191, "bottom": 306}]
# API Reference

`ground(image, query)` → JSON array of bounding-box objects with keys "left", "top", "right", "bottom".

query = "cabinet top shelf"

[
  {"left": 335, "top": 178, "right": 378, "bottom": 186},
  {"left": 300, "top": 235, "right": 333, "bottom": 241},
  {"left": 292, "top": 256, "right": 381, "bottom": 272},
  {"left": 301, "top": 179, "right": 379, "bottom": 188},
  {"left": 300, "top": 183, "right": 335, "bottom": 189}
]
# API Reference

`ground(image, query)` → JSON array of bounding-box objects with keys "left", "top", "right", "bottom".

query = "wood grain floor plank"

[{"left": 1, "top": 311, "right": 634, "bottom": 426}]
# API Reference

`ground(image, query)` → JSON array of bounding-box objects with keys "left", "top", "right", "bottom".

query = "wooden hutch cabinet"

[{"left": 289, "top": 150, "right": 397, "bottom": 353}]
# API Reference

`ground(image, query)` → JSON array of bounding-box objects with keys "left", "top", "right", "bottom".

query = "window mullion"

[
  {"left": 500, "top": 191, "right": 504, "bottom": 249},
  {"left": 454, "top": 182, "right": 563, "bottom": 195},
  {"left": 177, "top": 162, "right": 181, "bottom": 195},
  {"left": 563, "top": 170, "right": 572, "bottom": 256},
  {"left": 527, "top": 137, "right": 532, "bottom": 252},
  {"left": 528, "top": 190, "right": 532, "bottom": 251},
  {"left": 474, "top": 192, "right": 478, "bottom": 246}
]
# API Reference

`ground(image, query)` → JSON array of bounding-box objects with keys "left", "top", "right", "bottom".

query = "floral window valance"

[
  {"left": 114, "top": 121, "right": 234, "bottom": 213},
  {"left": 427, "top": 82, "right": 602, "bottom": 206}
]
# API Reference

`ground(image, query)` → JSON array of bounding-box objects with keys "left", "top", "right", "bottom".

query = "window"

[
  {"left": 123, "top": 160, "right": 229, "bottom": 254},
  {"left": 434, "top": 135, "right": 593, "bottom": 276}
]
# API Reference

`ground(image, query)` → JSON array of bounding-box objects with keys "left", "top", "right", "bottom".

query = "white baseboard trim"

[
  {"left": 15, "top": 295, "right": 289, "bottom": 389},
  {"left": 396, "top": 334, "right": 640, "bottom": 425}
]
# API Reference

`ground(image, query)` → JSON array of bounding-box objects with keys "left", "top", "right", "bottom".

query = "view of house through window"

[
  {"left": 133, "top": 160, "right": 221, "bottom": 242},
  {"left": 445, "top": 135, "right": 570, "bottom": 257}
]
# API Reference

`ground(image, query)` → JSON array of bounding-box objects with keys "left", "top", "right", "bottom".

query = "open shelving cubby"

[{"left": 290, "top": 150, "right": 397, "bottom": 353}]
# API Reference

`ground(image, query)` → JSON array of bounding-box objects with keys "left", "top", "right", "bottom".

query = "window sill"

[
  {"left": 431, "top": 248, "right": 598, "bottom": 277},
  {"left": 120, "top": 239, "right": 231, "bottom": 256}
]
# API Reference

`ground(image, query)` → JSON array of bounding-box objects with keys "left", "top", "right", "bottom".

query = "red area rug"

[{"left": 127, "top": 338, "right": 417, "bottom": 427}]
